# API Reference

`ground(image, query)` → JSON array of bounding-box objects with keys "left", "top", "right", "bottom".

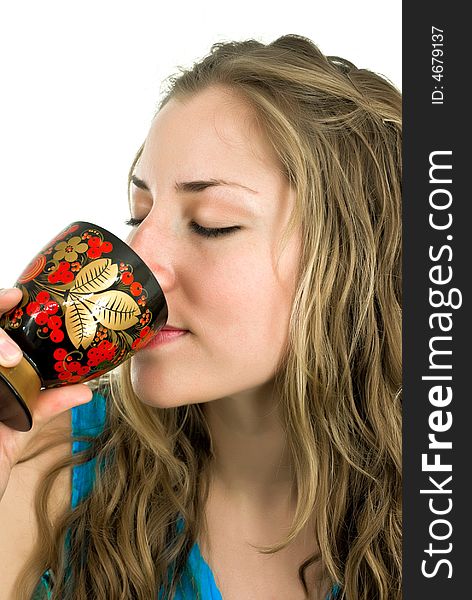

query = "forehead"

[{"left": 137, "top": 86, "right": 283, "bottom": 192}]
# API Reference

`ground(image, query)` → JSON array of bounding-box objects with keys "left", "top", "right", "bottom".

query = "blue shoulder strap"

[
  {"left": 168, "top": 517, "right": 223, "bottom": 599},
  {"left": 185, "top": 543, "right": 223, "bottom": 599},
  {"left": 70, "top": 390, "right": 107, "bottom": 507}
]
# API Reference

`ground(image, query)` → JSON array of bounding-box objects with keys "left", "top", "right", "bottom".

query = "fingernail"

[
  {"left": 0, "top": 334, "right": 22, "bottom": 362},
  {"left": 0, "top": 288, "right": 17, "bottom": 297},
  {"left": 0, "top": 345, "right": 22, "bottom": 362}
]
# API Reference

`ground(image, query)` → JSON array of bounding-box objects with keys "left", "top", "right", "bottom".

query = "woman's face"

[{"left": 127, "top": 85, "right": 301, "bottom": 408}]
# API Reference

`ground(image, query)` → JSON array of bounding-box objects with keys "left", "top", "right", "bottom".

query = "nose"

[{"left": 127, "top": 221, "right": 177, "bottom": 294}]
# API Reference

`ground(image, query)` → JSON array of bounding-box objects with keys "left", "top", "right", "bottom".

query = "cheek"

[{"left": 189, "top": 245, "right": 295, "bottom": 353}]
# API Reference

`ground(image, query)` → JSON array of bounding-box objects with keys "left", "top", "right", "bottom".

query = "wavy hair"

[{"left": 15, "top": 34, "right": 402, "bottom": 600}]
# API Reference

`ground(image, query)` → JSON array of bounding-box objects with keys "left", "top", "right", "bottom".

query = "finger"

[
  {"left": 0, "top": 288, "right": 24, "bottom": 367},
  {"left": 0, "top": 288, "right": 23, "bottom": 315},
  {"left": 0, "top": 328, "right": 23, "bottom": 367},
  {"left": 0, "top": 384, "right": 94, "bottom": 468},
  {"left": 29, "top": 383, "right": 94, "bottom": 425}
]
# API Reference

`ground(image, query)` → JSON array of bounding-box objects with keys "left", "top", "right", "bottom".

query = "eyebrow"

[{"left": 130, "top": 174, "right": 258, "bottom": 195}]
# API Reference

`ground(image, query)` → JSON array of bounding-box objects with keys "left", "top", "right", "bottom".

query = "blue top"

[{"left": 33, "top": 391, "right": 340, "bottom": 599}]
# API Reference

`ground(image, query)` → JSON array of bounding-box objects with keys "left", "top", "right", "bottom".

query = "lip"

[
  {"left": 144, "top": 328, "right": 189, "bottom": 349},
  {"left": 160, "top": 325, "right": 188, "bottom": 332}
]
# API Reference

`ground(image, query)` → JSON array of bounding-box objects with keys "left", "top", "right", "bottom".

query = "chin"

[
  {"left": 129, "top": 377, "right": 204, "bottom": 409},
  {"left": 136, "top": 395, "right": 192, "bottom": 409}
]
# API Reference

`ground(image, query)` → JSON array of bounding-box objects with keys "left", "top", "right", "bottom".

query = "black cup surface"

[{"left": 0, "top": 221, "right": 168, "bottom": 388}]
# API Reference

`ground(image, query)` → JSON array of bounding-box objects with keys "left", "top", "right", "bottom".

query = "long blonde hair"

[{"left": 15, "top": 34, "right": 401, "bottom": 600}]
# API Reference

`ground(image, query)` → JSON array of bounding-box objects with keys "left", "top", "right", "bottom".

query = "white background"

[{"left": 0, "top": 0, "right": 401, "bottom": 286}]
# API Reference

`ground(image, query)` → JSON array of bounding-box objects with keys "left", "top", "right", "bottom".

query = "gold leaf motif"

[
  {"left": 70, "top": 259, "right": 119, "bottom": 295},
  {"left": 80, "top": 291, "right": 141, "bottom": 331},
  {"left": 64, "top": 294, "right": 97, "bottom": 349}
]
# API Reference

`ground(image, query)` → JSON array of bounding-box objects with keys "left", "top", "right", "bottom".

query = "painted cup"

[{"left": 0, "top": 221, "right": 168, "bottom": 431}]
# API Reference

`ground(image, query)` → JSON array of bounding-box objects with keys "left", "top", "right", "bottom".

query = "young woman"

[{"left": 0, "top": 34, "right": 402, "bottom": 599}]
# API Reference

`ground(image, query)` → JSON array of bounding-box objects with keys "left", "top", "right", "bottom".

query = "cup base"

[{"left": 0, "top": 357, "right": 41, "bottom": 431}]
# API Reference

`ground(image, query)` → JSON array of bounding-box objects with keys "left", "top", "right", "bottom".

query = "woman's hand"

[{"left": 0, "top": 287, "right": 93, "bottom": 501}]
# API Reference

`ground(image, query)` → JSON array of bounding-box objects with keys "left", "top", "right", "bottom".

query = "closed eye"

[
  {"left": 189, "top": 221, "right": 241, "bottom": 238},
  {"left": 124, "top": 218, "right": 241, "bottom": 239},
  {"left": 124, "top": 217, "right": 146, "bottom": 229}
]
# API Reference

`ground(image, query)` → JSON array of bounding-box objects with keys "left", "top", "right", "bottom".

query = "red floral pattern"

[
  {"left": 8, "top": 307, "right": 23, "bottom": 329},
  {"left": 86, "top": 340, "right": 117, "bottom": 367},
  {"left": 48, "top": 261, "right": 74, "bottom": 284},
  {"left": 53, "top": 347, "right": 92, "bottom": 383},
  {"left": 121, "top": 271, "right": 134, "bottom": 285},
  {"left": 130, "top": 282, "right": 142, "bottom": 296},
  {"left": 131, "top": 326, "right": 154, "bottom": 350},
  {"left": 87, "top": 236, "right": 113, "bottom": 259},
  {"left": 26, "top": 291, "right": 59, "bottom": 322},
  {"left": 139, "top": 308, "right": 151, "bottom": 326}
]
